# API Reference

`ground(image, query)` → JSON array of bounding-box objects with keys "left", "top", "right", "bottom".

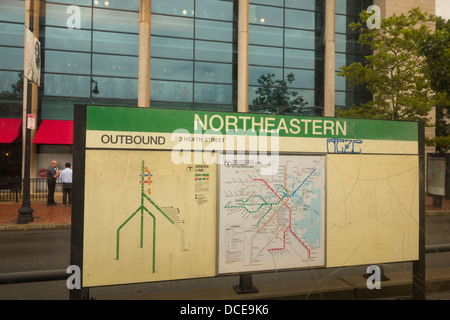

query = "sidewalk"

[
  {"left": 0, "top": 193, "right": 71, "bottom": 230},
  {"left": 1, "top": 195, "right": 448, "bottom": 230},
  {"left": 426, "top": 195, "right": 450, "bottom": 214}
]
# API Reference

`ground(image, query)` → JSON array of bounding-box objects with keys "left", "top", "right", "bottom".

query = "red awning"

[
  {"left": 33, "top": 120, "right": 73, "bottom": 145},
  {"left": 0, "top": 118, "right": 22, "bottom": 143}
]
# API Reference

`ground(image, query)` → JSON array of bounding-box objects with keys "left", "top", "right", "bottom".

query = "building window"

[
  {"left": 248, "top": 0, "right": 324, "bottom": 116},
  {"left": 0, "top": 0, "right": 25, "bottom": 119},
  {"left": 39, "top": 0, "right": 140, "bottom": 120},
  {"left": 335, "top": 0, "right": 372, "bottom": 111},
  {"left": 150, "top": 0, "right": 237, "bottom": 111},
  {"left": 0, "top": 0, "right": 372, "bottom": 120}
]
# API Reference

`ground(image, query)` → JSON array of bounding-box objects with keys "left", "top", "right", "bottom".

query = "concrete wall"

[{"left": 374, "top": 0, "right": 435, "bottom": 17}]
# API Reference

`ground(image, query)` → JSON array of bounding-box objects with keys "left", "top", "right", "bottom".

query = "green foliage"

[
  {"left": 337, "top": 8, "right": 443, "bottom": 125},
  {"left": 420, "top": 16, "right": 450, "bottom": 153},
  {"left": 427, "top": 135, "right": 450, "bottom": 153},
  {"left": 0, "top": 72, "right": 23, "bottom": 97},
  {"left": 421, "top": 17, "right": 450, "bottom": 94},
  {"left": 250, "top": 73, "right": 308, "bottom": 115}
]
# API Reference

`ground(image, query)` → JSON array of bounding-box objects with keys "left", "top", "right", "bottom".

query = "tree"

[
  {"left": 420, "top": 16, "right": 450, "bottom": 153},
  {"left": 250, "top": 72, "right": 308, "bottom": 115},
  {"left": 0, "top": 72, "right": 23, "bottom": 97},
  {"left": 337, "top": 8, "right": 445, "bottom": 125}
]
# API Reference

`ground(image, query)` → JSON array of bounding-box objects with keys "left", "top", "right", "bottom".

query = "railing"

[
  {"left": 0, "top": 177, "right": 62, "bottom": 202},
  {"left": 425, "top": 244, "right": 450, "bottom": 254}
]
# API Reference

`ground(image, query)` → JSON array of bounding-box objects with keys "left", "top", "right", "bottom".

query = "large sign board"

[{"left": 72, "top": 105, "right": 422, "bottom": 288}]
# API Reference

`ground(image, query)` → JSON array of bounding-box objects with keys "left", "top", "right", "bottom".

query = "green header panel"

[{"left": 86, "top": 105, "right": 418, "bottom": 142}]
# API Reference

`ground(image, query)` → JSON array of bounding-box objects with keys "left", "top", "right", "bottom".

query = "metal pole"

[
  {"left": 233, "top": 274, "right": 258, "bottom": 294},
  {"left": 413, "top": 121, "right": 426, "bottom": 300},
  {"left": 425, "top": 244, "right": 450, "bottom": 254},
  {"left": 17, "top": 0, "right": 35, "bottom": 224},
  {"left": 17, "top": 79, "right": 33, "bottom": 224},
  {"left": 70, "top": 105, "right": 89, "bottom": 300},
  {"left": 0, "top": 269, "right": 67, "bottom": 285}
]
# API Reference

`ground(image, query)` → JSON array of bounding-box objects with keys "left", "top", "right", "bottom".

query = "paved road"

[
  {"left": 0, "top": 229, "right": 70, "bottom": 273},
  {"left": 0, "top": 214, "right": 449, "bottom": 300}
]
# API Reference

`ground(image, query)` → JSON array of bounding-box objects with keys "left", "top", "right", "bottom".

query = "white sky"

[{"left": 436, "top": 0, "right": 450, "bottom": 19}]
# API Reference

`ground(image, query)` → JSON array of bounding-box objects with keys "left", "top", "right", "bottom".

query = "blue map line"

[{"left": 284, "top": 168, "right": 317, "bottom": 198}]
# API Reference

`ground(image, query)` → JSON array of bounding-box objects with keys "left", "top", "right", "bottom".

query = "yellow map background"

[
  {"left": 326, "top": 154, "right": 419, "bottom": 267},
  {"left": 83, "top": 150, "right": 216, "bottom": 287}
]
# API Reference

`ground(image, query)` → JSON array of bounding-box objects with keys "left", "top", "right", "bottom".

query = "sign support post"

[
  {"left": 233, "top": 274, "right": 259, "bottom": 294},
  {"left": 412, "top": 121, "right": 426, "bottom": 300},
  {"left": 70, "top": 105, "right": 89, "bottom": 300}
]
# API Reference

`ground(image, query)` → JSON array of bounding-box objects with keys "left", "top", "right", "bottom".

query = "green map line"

[
  {"left": 115, "top": 196, "right": 156, "bottom": 273},
  {"left": 224, "top": 192, "right": 288, "bottom": 226},
  {"left": 115, "top": 161, "right": 185, "bottom": 272},
  {"left": 144, "top": 193, "right": 185, "bottom": 251}
]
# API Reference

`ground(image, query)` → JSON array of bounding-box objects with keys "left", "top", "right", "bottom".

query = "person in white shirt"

[{"left": 59, "top": 162, "right": 73, "bottom": 207}]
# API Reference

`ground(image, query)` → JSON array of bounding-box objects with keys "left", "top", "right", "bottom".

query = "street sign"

[{"left": 26, "top": 114, "right": 36, "bottom": 130}]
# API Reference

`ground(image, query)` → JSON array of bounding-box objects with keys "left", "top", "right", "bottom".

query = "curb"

[
  {"left": 426, "top": 210, "right": 450, "bottom": 215},
  {"left": 0, "top": 223, "right": 70, "bottom": 231}
]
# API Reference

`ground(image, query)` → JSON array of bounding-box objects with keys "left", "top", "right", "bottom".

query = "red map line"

[{"left": 253, "top": 178, "right": 311, "bottom": 259}]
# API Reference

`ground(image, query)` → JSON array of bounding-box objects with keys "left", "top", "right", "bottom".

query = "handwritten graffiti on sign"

[{"left": 327, "top": 138, "right": 363, "bottom": 154}]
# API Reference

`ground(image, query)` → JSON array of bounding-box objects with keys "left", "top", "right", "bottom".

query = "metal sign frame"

[{"left": 69, "top": 105, "right": 426, "bottom": 300}]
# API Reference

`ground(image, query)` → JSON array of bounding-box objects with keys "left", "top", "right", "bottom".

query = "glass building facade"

[
  {"left": 0, "top": 0, "right": 25, "bottom": 119},
  {"left": 0, "top": 0, "right": 371, "bottom": 178},
  {"left": 248, "top": 0, "right": 324, "bottom": 115},
  {"left": 150, "top": 0, "right": 237, "bottom": 110},
  {"left": 0, "top": 0, "right": 26, "bottom": 178},
  {"left": 335, "top": 0, "right": 371, "bottom": 109},
  {"left": 41, "top": 0, "right": 140, "bottom": 119}
]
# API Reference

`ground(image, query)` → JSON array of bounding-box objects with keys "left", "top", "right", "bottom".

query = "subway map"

[{"left": 218, "top": 154, "right": 326, "bottom": 274}]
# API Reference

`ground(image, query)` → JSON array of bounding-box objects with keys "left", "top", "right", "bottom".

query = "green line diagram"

[
  {"left": 224, "top": 194, "right": 287, "bottom": 227},
  {"left": 115, "top": 160, "right": 185, "bottom": 273}
]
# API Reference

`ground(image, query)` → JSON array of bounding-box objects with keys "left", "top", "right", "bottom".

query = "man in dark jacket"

[{"left": 46, "top": 160, "right": 60, "bottom": 206}]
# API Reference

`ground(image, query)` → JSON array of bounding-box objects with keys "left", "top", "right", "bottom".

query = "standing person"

[
  {"left": 59, "top": 162, "right": 73, "bottom": 207},
  {"left": 46, "top": 160, "right": 60, "bottom": 206}
]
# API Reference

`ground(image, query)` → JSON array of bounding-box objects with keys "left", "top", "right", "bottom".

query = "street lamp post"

[
  {"left": 17, "top": 81, "right": 34, "bottom": 224},
  {"left": 17, "top": 0, "right": 35, "bottom": 224}
]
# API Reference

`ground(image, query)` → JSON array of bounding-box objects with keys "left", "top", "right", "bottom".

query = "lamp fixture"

[{"left": 91, "top": 79, "right": 100, "bottom": 95}]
